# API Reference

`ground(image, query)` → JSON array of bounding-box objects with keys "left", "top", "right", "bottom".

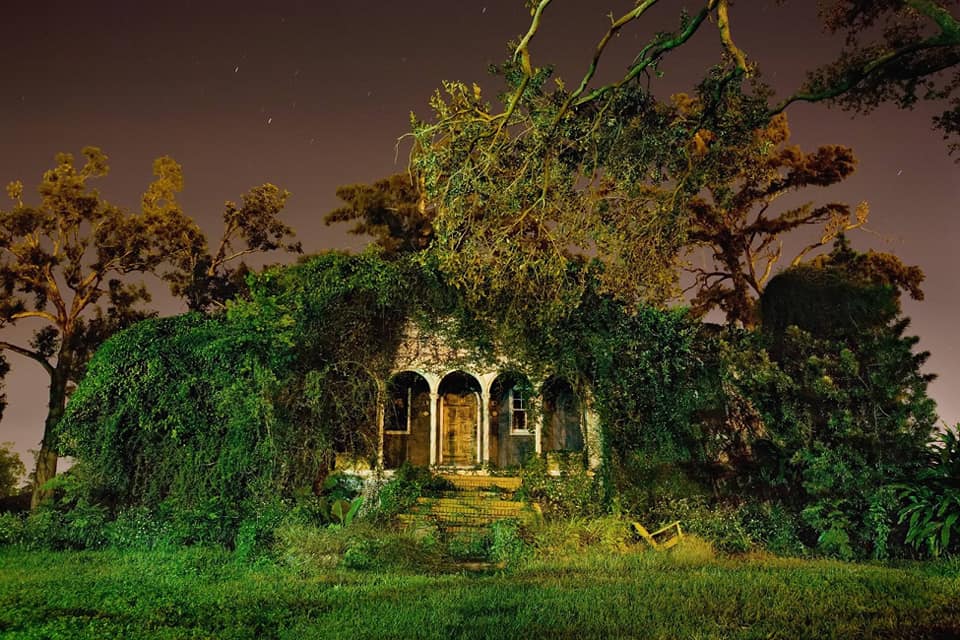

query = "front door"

[{"left": 442, "top": 391, "right": 477, "bottom": 466}]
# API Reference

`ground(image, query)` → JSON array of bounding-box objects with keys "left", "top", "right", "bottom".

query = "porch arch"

[
  {"left": 488, "top": 371, "right": 536, "bottom": 468},
  {"left": 437, "top": 370, "right": 482, "bottom": 467},
  {"left": 541, "top": 376, "right": 585, "bottom": 454},
  {"left": 383, "top": 371, "right": 432, "bottom": 469}
]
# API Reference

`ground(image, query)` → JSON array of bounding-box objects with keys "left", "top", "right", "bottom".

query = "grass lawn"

[{"left": 1, "top": 544, "right": 958, "bottom": 639}]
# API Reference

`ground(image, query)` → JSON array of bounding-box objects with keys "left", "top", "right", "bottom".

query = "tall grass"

[{"left": 1, "top": 542, "right": 958, "bottom": 639}]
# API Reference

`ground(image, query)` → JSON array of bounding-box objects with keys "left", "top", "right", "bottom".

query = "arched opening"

[
  {"left": 438, "top": 371, "right": 481, "bottom": 467},
  {"left": 489, "top": 371, "right": 535, "bottom": 468},
  {"left": 383, "top": 371, "right": 431, "bottom": 469},
  {"left": 541, "top": 376, "right": 584, "bottom": 454}
]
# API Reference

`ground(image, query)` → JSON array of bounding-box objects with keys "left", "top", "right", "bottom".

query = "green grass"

[{"left": 1, "top": 544, "right": 958, "bottom": 639}]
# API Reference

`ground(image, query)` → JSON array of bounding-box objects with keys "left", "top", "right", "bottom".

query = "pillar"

[{"left": 429, "top": 391, "right": 439, "bottom": 466}]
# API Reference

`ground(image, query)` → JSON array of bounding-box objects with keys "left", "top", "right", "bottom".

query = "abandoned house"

[{"left": 338, "top": 321, "right": 602, "bottom": 475}]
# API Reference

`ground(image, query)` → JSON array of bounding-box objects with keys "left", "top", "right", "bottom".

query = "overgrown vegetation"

[
  {"left": 2, "top": 545, "right": 959, "bottom": 639},
  {"left": 24, "top": 234, "right": 935, "bottom": 562}
]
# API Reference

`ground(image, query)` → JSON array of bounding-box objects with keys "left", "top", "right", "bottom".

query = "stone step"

[
  {"left": 439, "top": 475, "right": 522, "bottom": 492},
  {"left": 434, "top": 490, "right": 510, "bottom": 500},
  {"left": 415, "top": 496, "right": 525, "bottom": 509},
  {"left": 410, "top": 510, "right": 527, "bottom": 522},
  {"left": 398, "top": 509, "right": 537, "bottom": 528},
  {"left": 396, "top": 475, "right": 539, "bottom": 539}
]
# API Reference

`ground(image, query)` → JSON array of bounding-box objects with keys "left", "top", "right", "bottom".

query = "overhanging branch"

[{"left": 0, "top": 340, "right": 53, "bottom": 377}]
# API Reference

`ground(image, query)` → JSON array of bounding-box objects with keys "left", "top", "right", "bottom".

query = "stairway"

[{"left": 397, "top": 475, "right": 541, "bottom": 534}]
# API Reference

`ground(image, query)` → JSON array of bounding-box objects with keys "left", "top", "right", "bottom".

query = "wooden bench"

[{"left": 632, "top": 520, "right": 682, "bottom": 550}]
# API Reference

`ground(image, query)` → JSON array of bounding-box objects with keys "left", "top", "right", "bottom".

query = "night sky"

[{"left": 2, "top": 1, "right": 958, "bottom": 468}]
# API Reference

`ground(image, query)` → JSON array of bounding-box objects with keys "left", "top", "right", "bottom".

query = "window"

[{"left": 510, "top": 387, "right": 529, "bottom": 434}]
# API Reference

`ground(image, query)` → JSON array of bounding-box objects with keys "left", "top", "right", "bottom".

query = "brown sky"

[{"left": 1, "top": 1, "right": 958, "bottom": 469}]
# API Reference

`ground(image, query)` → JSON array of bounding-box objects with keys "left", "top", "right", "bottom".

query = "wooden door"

[{"left": 443, "top": 392, "right": 477, "bottom": 466}]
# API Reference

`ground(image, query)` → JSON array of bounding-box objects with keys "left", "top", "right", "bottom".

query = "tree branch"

[
  {"left": 573, "top": 5, "right": 714, "bottom": 109},
  {"left": 556, "top": 0, "right": 661, "bottom": 121},
  {"left": 0, "top": 340, "right": 53, "bottom": 376},
  {"left": 10, "top": 310, "right": 59, "bottom": 324},
  {"left": 771, "top": 16, "right": 960, "bottom": 115}
]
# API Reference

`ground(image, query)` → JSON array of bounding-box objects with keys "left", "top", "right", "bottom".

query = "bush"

[
  {"left": 647, "top": 496, "right": 753, "bottom": 554},
  {"left": 0, "top": 512, "right": 24, "bottom": 546},
  {"left": 897, "top": 428, "right": 960, "bottom": 558},
  {"left": 274, "top": 522, "right": 445, "bottom": 573},
  {"left": 533, "top": 516, "right": 633, "bottom": 556},
  {"left": 103, "top": 507, "right": 174, "bottom": 550},
  {"left": 520, "top": 456, "right": 603, "bottom": 519},
  {"left": 369, "top": 464, "right": 453, "bottom": 522},
  {"left": 488, "top": 519, "right": 531, "bottom": 565},
  {"left": 738, "top": 502, "right": 806, "bottom": 557}
]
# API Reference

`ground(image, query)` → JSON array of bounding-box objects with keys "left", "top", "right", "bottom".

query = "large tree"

[
  {"left": 682, "top": 113, "right": 923, "bottom": 328},
  {"left": 0, "top": 148, "right": 299, "bottom": 507},
  {"left": 404, "top": 1, "right": 959, "bottom": 322}
]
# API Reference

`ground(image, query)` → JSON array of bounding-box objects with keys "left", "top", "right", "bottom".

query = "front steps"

[{"left": 397, "top": 475, "right": 540, "bottom": 534}]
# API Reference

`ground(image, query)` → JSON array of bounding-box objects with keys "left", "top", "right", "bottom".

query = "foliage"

[
  {"left": 0, "top": 442, "right": 24, "bottom": 498},
  {"left": 793, "top": 1, "right": 960, "bottom": 156},
  {"left": 646, "top": 496, "right": 754, "bottom": 555},
  {"left": 684, "top": 114, "right": 871, "bottom": 327},
  {"left": 488, "top": 519, "right": 531, "bottom": 565},
  {"left": 403, "top": 0, "right": 960, "bottom": 332},
  {"left": 897, "top": 427, "right": 960, "bottom": 558},
  {"left": 324, "top": 174, "right": 433, "bottom": 257},
  {"left": 716, "top": 244, "right": 938, "bottom": 558},
  {"left": 0, "top": 148, "right": 298, "bottom": 508},
  {"left": 531, "top": 516, "right": 634, "bottom": 557},
  {"left": 519, "top": 456, "right": 603, "bottom": 520},
  {"left": 274, "top": 522, "right": 446, "bottom": 574},
  {"left": 368, "top": 463, "right": 455, "bottom": 523},
  {"left": 57, "top": 251, "right": 424, "bottom": 544}
]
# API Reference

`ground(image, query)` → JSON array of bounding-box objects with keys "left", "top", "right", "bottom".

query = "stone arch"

[
  {"left": 438, "top": 370, "right": 482, "bottom": 466},
  {"left": 541, "top": 376, "right": 584, "bottom": 454},
  {"left": 488, "top": 371, "right": 536, "bottom": 468},
  {"left": 383, "top": 371, "right": 432, "bottom": 469}
]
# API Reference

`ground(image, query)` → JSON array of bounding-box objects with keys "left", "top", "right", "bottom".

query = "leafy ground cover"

[{"left": 1, "top": 544, "right": 958, "bottom": 639}]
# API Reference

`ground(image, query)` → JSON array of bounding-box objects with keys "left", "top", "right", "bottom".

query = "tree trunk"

[{"left": 30, "top": 362, "right": 69, "bottom": 509}]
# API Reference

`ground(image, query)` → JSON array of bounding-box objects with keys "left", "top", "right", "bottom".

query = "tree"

[
  {"left": 324, "top": 174, "right": 433, "bottom": 257},
  {"left": 405, "top": 1, "right": 960, "bottom": 322},
  {"left": 683, "top": 113, "right": 900, "bottom": 328},
  {"left": 725, "top": 242, "right": 938, "bottom": 557},
  {"left": 0, "top": 148, "right": 298, "bottom": 508}
]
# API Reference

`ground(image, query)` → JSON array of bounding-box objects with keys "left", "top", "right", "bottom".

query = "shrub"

[
  {"left": 897, "top": 427, "right": 960, "bottom": 558},
  {"left": 0, "top": 512, "right": 24, "bottom": 546},
  {"left": 488, "top": 519, "right": 531, "bottom": 565},
  {"left": 647, "top": 496, "right": 753, "bottom": 554},
  {"left": 533, "top": 516, "right": 633, "bottom": 556},
  {"left": 369, "top": 463, "right": 453, "bottom": 522},
  {"left": 103, "top": 507, "right": 174, "bottom": 550},
  {"left": 738, "top": 502, "right": 806, "bottom": 557},
  {"left": 274, "top": 522, "right": 445, "bottom": 573},
  {"left": 519, "top": 456, "right": 603, "bottom": 519}
]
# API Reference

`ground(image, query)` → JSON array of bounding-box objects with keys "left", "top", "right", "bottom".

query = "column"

[
  {"left": 429, "top": 392, "right": 439, "bottom": 466},
  {"left": 582, "top": 388, "right": 602, "bottom": 470},
  {"left": 531, "top": 394, "right": 542, "bottom": 455},
  {"left": 481, "top": 388, "right": 491, "bottom": 466},
  {"left": 376, "top": 381, "right": 385, "bottom": 469}
]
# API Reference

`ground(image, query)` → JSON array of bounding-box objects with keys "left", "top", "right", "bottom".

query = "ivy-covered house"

[{"left": 338, "top": 320, "right": 602, "bottom": 475}]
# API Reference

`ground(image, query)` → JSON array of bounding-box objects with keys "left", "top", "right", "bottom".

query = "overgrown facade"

[{"left": 341, "top": 321, "right": 602, "bottom": 474}]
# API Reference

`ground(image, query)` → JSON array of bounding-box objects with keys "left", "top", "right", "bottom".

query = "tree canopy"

[
  {"left": 398, "top": 0, "right": 958, "bottom": 325},
  {"left": 1, "top": 148, "right": 299, "bottom": 508}
]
